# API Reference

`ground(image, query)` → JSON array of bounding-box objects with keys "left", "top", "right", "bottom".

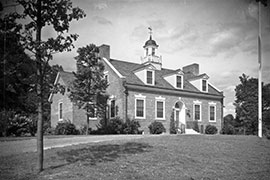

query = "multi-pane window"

[
  {"left": 152, "top": 48, "right": 155, "bottom": 55},
  {"left": 156, "top": 101, "right": 164, "bottom": 119},
  {"left": 194, "top": 104, "right": 201, "bottom": 121},
  {"left": 59, "top": 102, "right": 63, "bottom": 120},
  {"left": 202, "top": 79, "right": 207, "bottom": 92},
  {"left": 209, "top": 106, "right": 216, "bottom": 121},
  {"left": 110, "top": 100, "right": 116, "bottom": 118},
  {"left": 146, "top": 70, "right": 153, "bottom": 85},
  {"left": 176, "top": 75, "right": 182, "bottom": 88},
  {"left": 136, "top": 99, "right": 145, "bottom": 118},
  {"left": 89, "top": 106, "right": 97, "bottom": 119}
]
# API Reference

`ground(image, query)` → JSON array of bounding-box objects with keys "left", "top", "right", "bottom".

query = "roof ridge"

[{"left": 110, "top": 58, "right": 141, "bottom": 65}]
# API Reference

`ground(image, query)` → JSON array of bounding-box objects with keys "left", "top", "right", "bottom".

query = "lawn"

[{"left": 0, "top": 135, "right": 270, "bottom": 180}]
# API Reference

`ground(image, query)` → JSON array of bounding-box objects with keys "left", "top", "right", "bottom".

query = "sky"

[{"left": 4, "top": 0, "right": 270, "bottom": 116}]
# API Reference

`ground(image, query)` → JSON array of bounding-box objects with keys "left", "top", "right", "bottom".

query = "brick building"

[{"left": 50, "top": 34, "right": 224, "bottom": 134}]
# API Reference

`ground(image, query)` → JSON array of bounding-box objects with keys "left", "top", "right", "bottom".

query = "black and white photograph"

[{"left": 0, "top": 0, "right": 270, "bottom": 179}]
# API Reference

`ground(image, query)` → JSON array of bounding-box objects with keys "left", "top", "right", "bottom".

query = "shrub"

[
  {"left": 170, "top": 112, "right": 177, "bottom": 134},
  {"left": 7, "top": 115, "right": 29, "bottom": 136},
  {"left": 205, "top": 125, "right": 218, "bottom": 135},
  {"left": 6, "top": 114, "right": 37, "bottom": 137},
  {"left": 221, "top": 124, "right": 235, "bottom": 135},
  {"left": 55, "top": 120, "right": 79, "bottom": 135},
  {"left": 0, "top": 110, "right": 15, "bottom": 137},
  {"left": 94, "top": 117, "right": 141, "bottom": 135},
  {"left": 44, "top": 127, "right": 55, "bottom": 135},
  {"left": 123, "top": 119, "right": 141, "bottom": 134},
  {"left": 78, "top": 124, "right": 92, "bottom": 135},
  {"left": 148, "top": 121, "right": 166, "bottom": 134}
]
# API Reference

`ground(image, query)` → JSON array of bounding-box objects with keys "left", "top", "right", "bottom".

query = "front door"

[{"left": 175, "top": 109, "right": 180, "bottom": 127}]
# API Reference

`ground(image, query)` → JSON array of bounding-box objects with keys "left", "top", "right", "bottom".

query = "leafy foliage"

[
  {"left": 55, "top": 120, "right": 79, "bottom": 135},
  {"left": 123, "top": 119, "right": 141, "bottom": 134},
  {"left": 234, "top": 74, "right": 270, "bottom": 135},
  {"left": 148, "top": 121, "right": 166, "bottom": 134},
  {"left": 93, "top": 117, "right": 141, "bottom": 135},
  {"left": 69, "top": 44, "right": 108, "bottom": 134},
  {"left": 205, "top": 125, "right": 218, "bottom": 135},
  {"left": 221, "top": 114, "right": 235, "bottom": 135},
  {"left": 4, "top": 114, "right": 37, "bottom": 137},
  {"left": 2, "top": 0, "right": 85, "bottom": 170},
  {"left": 170, "top": 111, "right": 177, "bottom": 134}
]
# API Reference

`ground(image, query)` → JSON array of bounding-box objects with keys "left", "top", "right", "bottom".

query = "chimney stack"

[
  {"left": 99, "top": 44, "right": 110, "bottom": 60},
  {"left": 183, "top": 63, "right": 199, "bottom": 76}
]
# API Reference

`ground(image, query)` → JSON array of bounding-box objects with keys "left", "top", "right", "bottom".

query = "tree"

[
  {"left": 5, "top": 0, "right": 85, "bottom": 172},
  {"left": 0, "top": 10, "right": 35, "bottom": 113},
  {"left": 234, "top": 74, "right": 270, "bottom": 135},
  {"left": 221, "top": 114, "right": 235, "bottom": 135},
  {"left": 69, "top": 44, "right": 108, "bottom": 135}
]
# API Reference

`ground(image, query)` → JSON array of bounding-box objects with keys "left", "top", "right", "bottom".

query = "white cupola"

[{"left": 141, "top": 27, "right": 162, "bottom": 70}]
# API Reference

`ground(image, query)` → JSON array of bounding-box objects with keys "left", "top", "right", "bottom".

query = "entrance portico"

[{"left": 173, "top": 99, "right": 186, "bottom": 133}]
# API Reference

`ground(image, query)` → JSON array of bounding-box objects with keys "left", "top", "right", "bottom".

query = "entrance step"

[{"left": 185, "top": 129, "right": 201, "bottom": 135}]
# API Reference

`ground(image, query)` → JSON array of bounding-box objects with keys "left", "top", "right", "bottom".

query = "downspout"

[
  {"left": 122, "top": 78, "right": 128, "bottom": 122},
  {"left": 221, "top": 93, "right": 224, "bottom": 133}
]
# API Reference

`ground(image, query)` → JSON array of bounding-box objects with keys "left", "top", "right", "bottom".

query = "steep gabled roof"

[
  {"left": 108, "top": 59, "right": 214, "bottom": 94},
  {"left": 59, "top": 71, "right": 76, "bottom": 86}
]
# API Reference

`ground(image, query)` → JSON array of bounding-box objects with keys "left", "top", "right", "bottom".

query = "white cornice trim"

[
  {"left": 102, "top": 57, "right": 125, "bottom": 78},
  {"left": 48, "top": 72, "right": 61, "bottom": 102},
  {"left": 208, "top": 82, "right": 222, "bottom": 93}
]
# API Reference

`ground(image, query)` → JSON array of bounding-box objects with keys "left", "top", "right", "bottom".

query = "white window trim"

[
  {"left": 155, "top": 97, "right": 165, "bottom": 120},
  {"left": 175, "top": 75, "right": 184, "bottom": 89},
  {"left": 193, "top": 101, "right": 202, "bottom": 121},
  {"left": 201, "top": 79, "right": 208, "bottom": 92},
  {"left": 88, "top": 108, "right": 98, "bottom": 120},
  {"left": 58, "top": 102, "right": 63, "bottom": 121},
  {"left": 209, "top": 104, "right": 216, "bottom": 122},
  {"left": 135, "top": 94, "right": 146, "bottom": 119},
  {"left": 145, "top": 69, "right": 155, "bottom": 85}
]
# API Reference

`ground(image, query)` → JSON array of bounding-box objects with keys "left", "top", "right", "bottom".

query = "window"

[
  {"left": 152, "top": 48, "right": 155, "bottom": 55},
  {"left": 88, "top": 106, "right": 97, "bottom": 119},
  {"left": 202, "top": 79, "right": 207, "bottom": 92},
  {"left": 176, "top": 75, "right": 183, "bottom": 89},
  {"left": 209, "top": 105, "right": 216, "bottom": 122},
  {"left": 136, "top": 99, "right": 145, "bottom": 118},
  {"left": 194, "top": 104, "right": 201, "bottom": 121},
  {"left": 156, "top": 101, "right": 165, "bottom": 119},
  {"left": 110, "top": 99, "right": 116, "bottom": 118},
  {"left": 146, "top": 48, "right": 149, "bottom": 56},
  {"left": 59, "top": 102, "right": 63, "bottom": 120},
  {"left": 146, "top": 70, "right": 153, "bottom": 85}
]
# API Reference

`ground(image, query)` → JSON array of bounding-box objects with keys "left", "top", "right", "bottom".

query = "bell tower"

[{"left": 141, "top": 27, "right": 162, "bottom": 70}]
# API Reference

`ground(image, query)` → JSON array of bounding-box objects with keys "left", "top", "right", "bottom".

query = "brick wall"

[
  {"left": 102, "top": 59, "right": 126, "bottom": 120},
  {"left": 51, "top": 78, "right": 74, "bottom": 127},
  {"left": 126, "top": 89, "right": 222, "bottom": 134}
]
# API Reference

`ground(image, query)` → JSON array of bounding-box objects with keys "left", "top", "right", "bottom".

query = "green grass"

[{"left": 0, "top": 135, "right": 270, "bottom": 180}]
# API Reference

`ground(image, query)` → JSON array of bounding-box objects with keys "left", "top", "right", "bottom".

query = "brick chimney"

[
  {"left": 183, "top": 63, "right": 199, "bottom": 76},
  {"left": 99, "top": 44, "right": 110, "bottom": 60}
]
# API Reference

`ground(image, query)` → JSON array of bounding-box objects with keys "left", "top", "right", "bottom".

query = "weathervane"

[{"left": 148, "top": 27, "right": 153, "bottom": 36}]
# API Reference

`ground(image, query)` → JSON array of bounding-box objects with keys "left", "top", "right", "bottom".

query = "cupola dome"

[{"left": 143, "top": 35, "right": 159, "bottom": 48}]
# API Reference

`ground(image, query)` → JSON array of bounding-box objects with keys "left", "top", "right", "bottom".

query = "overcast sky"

[
  {"left": 5, "top": 0, "right": 270, "bottom": 116},
  {"left": 51, "top": 0, "right": 270, "bottom": 116}
]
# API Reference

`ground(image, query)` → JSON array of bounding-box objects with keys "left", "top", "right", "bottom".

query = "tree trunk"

[{"left": 36, "top": 0, "right": 43, "bottom": 172}]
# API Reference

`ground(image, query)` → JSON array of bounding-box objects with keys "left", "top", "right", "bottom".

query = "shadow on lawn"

[{"left": 55, "top": 142, "right": 152, "bottom": 167}]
